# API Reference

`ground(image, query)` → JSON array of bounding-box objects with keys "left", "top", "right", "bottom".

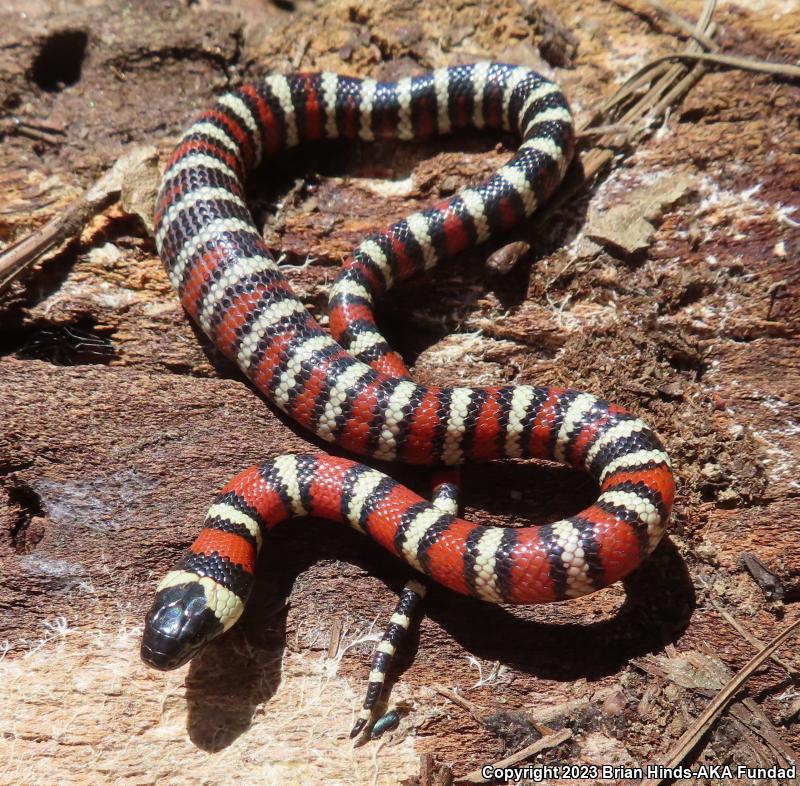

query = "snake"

[{"left": 141, "top": 64, "right": 675, "bottom": 717}]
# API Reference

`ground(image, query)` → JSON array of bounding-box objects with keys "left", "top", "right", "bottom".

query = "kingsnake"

[{"left": 141, "top": 64, "right": 675, "bottom": 722}]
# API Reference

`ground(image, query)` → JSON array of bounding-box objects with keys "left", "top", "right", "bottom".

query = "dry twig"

[
  {"left": 640, "top": 617, "right": 800, "bottom": 786},
  {"left": 458, "top": 728, "right": 573, "bottom": 784},
  {"left": 0, "top": 145, "right": 158, "bottom": 295},
  {"left": 0, "top": 117, "right": 66, "bottom": 146},
  {"left": 696, "top": 574, "right": 794, "bottom": 675},
  {"left": 433, "top": 685, "right": 484, "bottom": 723},
  {"left": 711, "top": 601, "right": 797, "bottom": 678},
  {"left": 632, "top": 652, "right": 797, "bottom": 766}
]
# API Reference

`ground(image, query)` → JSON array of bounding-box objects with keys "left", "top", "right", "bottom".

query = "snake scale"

[{"left": 141, "top": 64, "right": 675, "bottom": 716}]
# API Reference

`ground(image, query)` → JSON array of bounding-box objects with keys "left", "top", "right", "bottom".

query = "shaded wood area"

[{"left": 0, "top": 1, "right": 798, "bottom": 784}]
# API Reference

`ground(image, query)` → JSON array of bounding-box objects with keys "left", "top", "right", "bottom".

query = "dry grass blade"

[
  {"left": 605, "top": 0, "right": 715, "bottom": 123},
  {"left": 575, "top": 0, "right": 799, "bottom": 189},
  {"left": 572, "top": 0, "right": 718, "bottom": 186},
  {"left": 640, "top": 0, "right": 719, "bottom": 50},
  {"left": 625, "top": 51, "right": 800, "bottom": 84},
  {"left": 640, "top": 617, "right": 800, "bottom": 786}
]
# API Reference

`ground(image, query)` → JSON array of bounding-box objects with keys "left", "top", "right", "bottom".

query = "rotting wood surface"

[{"left": 0, "top": 1, "right": 798, "bottom": 784}]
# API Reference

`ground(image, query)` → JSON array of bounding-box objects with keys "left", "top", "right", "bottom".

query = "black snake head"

[{"left": 141, "top": 582, "right": 224, "bottom": 670}]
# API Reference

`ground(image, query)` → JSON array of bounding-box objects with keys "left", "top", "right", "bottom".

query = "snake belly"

[{"left": 143, "top": 63, "right": 675, "bottom": 669}]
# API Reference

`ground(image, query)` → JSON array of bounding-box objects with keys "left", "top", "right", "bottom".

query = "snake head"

[{"left": 140, "top": 581, "right": 225, "bottom": 670}]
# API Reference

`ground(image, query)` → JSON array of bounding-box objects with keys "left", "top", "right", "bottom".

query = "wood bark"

[{"left": 1, "top": 1, "right": 798, "bottom": 783}]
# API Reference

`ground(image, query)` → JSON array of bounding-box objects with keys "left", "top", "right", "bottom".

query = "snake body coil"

[{"left": 142, "top": 64, "right": 674, "bottom": 670}]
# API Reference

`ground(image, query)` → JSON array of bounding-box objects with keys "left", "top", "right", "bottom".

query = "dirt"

[{"left": 0, "top": 1, "right": 798, "bottom": 785}]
